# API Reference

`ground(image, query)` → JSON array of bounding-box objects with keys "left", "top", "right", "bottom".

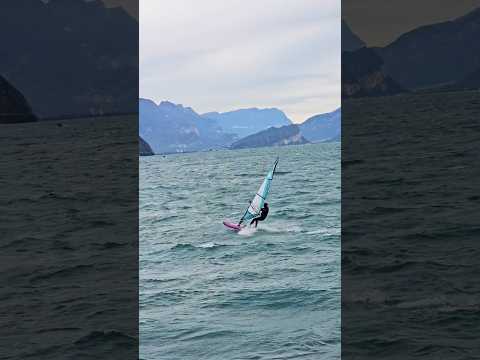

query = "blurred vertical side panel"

[
  {"left": 342, "top": 0, "right": 480, "bottom": 358},
  {"left": 0, "top": 0, "right": 139, "bottom": 359}
]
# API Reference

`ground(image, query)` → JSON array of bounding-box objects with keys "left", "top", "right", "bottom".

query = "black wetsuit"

[{"left": 250, "top": 206, "right": 269, "bottom": 227}]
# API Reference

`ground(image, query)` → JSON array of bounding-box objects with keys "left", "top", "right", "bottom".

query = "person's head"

[{"left": 264, "top": 202, "right": 269, "bottom": 207}]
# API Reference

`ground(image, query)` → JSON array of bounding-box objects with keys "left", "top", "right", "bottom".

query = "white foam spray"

[{"left": 238, "top": 226, "right": 257, "bottom": 237}]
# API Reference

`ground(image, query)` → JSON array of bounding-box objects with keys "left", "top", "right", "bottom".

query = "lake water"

[{"left": 140, "top": 143, "right": 340, "bottom": 360}]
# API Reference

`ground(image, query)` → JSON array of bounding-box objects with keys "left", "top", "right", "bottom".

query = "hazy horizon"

[{"left": 140, "top": 0, "right": 340, "bottom": 123}]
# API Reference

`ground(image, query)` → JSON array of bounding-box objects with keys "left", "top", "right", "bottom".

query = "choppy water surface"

[{"left": 140, "top": 143, "right": 340, "bottom": 360}]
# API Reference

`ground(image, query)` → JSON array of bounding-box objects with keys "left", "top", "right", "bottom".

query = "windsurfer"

[{"left": 250, "top": 202, "right": 269, "bottom": 227}]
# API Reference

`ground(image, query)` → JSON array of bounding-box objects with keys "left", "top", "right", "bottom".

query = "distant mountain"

[
  {"left": 230, "top": 124, "right": 308, "bottom": 150},
  {"left": 376, "top": 7, "right": 480, "bottom": 89},
  {"left": 300, "top": 108, "right": 341, "bottom": 142},
  {"left": 342, "top": 20, "right": 366, "bottom": 52},
  {"left": 1, "top": 0, "right": 137, "bottom": 118},
  {"left": 139, "top": 98, "right": 236, "bottom": 153},
  {"left": 343, "top": 47, "right": 405, "bottom": 98},
  {"left": 202, "top": 108, "right": 292, "bottom": 138},
  {"left": 0, "top": 75, "right": 37, "bottom": 124},
  {"left": 139, "top": 136, "right": 154, "bottom": 156},
  {"left": 140, "top": 99, "right": 341, "bottom": 152}
]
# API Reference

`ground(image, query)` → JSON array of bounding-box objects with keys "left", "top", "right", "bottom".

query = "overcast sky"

[{"left": 139, "top": 0, "right": 340, "bottom": 123}]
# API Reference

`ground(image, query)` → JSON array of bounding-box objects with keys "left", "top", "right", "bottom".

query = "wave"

[
  {"left": 29, "top": 264, "right": 93, "bottom": 284},
  {"left": 197, "top": 242, "right": 228, "bottom": 249},
  {"left": 170, "top": 243, "right": 196, "bottom": 251},
  {"left": 204, "top": 288, "right": 330, "bottom": 310},
  {"left": 143, "top": 277, "right": 182, "bottom": 284},
  {"left": 141, "top": 214, "right": 179, "bottom": 223},
  {"left": 1, "top": 236, "right": 41, "bottom": 250},
  {"left": 98, "top": 241, "right": 127, "bottom": 249},
  {"left": 178, "top": 329, "right": 238, "bottom": 342},
  {"left": 170, "top": 242, "right": 232, "bottom": 251},
  {"left": 74, "top": 330, "right": 136, "bottom": 347},
  {"left": 259, "top": 223, "right": 302, "bottom": 234},
  {"left": 305, "top": 228, "right": 340, "bottom": 236}
]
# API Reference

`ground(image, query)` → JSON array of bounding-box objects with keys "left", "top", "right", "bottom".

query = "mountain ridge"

[
  {"left": 0, "top": 75, "right": 37, "bottom": 124},
  {"left": 376, "top": 7, "right": 480, "bottom": 89},
  {"left": 300, "top": 108, "right": 341, "bottom": 142},
  {"left": 342, "top": 20, "right": 366, "bottom": 52},
  {"left": 140, "top": 97, "right": 341, "bottom": 152},
  {"left": 201, "top": 107, "right": 292, "bottom": 138},
  {"left": 139, "top": 98, "right": 235, "bottom": 154},
  {"left": 1, "top": 0, "right": 138, "bottom": 118}
]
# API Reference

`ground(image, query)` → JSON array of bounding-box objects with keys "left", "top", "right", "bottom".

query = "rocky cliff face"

[
  {"left": 0, "top": 75, "right": 37, "bottom": 124},
  {"left": 342, "top": 48, "right": 405, "bottom": 98},
  {"left": 230, "top": 124, "right": 309, "bottom": 150},
  {"left": 139, "top": 136, "right": 154, "bottom": 156}
]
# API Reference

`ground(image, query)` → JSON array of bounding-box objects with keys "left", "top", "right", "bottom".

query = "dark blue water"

[{"left": 140, "top": 143, "right": 340, "bottom": 359}]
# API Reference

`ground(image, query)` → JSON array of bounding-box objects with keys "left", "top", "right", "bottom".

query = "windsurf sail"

[{"left": 238, "top": 157, "right": 279, "bottom": 225}]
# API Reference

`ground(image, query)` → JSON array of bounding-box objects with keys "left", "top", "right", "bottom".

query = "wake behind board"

[{"left": 223, "top": 220, "right": 242, "bottom": 231}]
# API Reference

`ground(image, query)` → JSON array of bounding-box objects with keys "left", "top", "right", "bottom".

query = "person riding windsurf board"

[{"left": 223, "top": 157, "right": 278, "bottom": 231}]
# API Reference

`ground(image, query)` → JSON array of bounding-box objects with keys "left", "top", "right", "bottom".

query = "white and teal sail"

[{"left": 239, "top": 157, "right": 279, "bottom": 225}]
